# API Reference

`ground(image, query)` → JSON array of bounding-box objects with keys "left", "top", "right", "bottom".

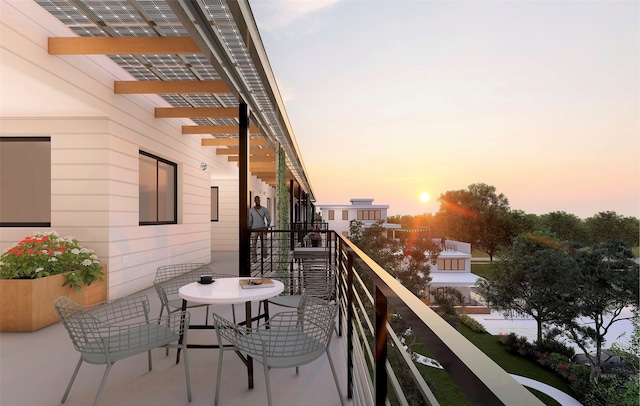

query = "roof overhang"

[{"left": 36, "top": 0, "right": 313, "bottom": 199}]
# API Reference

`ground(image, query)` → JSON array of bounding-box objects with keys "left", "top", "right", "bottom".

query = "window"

[
  {"left": 211, "top": 187, "right": 219, "bottom": 222},
  {"left": 0, "top": 137, "right": 51, "bottom": 227},
  {"left": 342, "top": 210, "right": 348, "bottom": 220},
  {"left": 357, "top": 210, "right": 381, "bottom": 220},
  {"left": 437, "top": 259, "right": 466, "bottom": 271},
  {"left": 139, "top": 151, "right": 177, "bottom": 225},
  {"left": 328, "top": 210, "right": 334, "bottom": 220}
]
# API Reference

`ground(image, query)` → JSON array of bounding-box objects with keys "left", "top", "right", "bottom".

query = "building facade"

[{"left": 317, "top": 198, "right": 400, "bottom": 237}]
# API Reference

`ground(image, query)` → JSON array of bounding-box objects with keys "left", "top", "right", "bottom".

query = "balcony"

[{"left": 1, "top": 230, "right": 543, "bottom": 405}]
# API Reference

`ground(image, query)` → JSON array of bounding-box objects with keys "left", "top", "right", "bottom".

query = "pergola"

[{"left": 34, "top": 0, "right": 316, "bottom": 272}]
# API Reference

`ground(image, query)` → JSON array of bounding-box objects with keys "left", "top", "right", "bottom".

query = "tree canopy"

[
  {"left": 557, "top": 241, "right": 639, "bottom": 381},
  {"left": 437, "top": 183, "right": 514, "bottom": 260},
  {"left": 476, "top": 233, "right": 577, "bottom": 342}
]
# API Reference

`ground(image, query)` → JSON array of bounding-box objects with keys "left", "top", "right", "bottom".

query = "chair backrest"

[
  {"left": 213, "top": 297, "right": 337, "bottom": 361},
  {"left": 301, "top": 262, "right": 335, "bottom": 300},
  {"left": 54, "top": 295, "right": 151, "bottom": 354},
  {"left": 154, "top": 263, "right": 211, "bottom": 302}
]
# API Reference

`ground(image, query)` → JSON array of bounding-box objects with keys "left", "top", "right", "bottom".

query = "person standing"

[
  {"left": 440, "top": 236, "right": 446, "bottom": 251},
  {"left": 249, "top": 196, "right": 271, "bottom": 261}
]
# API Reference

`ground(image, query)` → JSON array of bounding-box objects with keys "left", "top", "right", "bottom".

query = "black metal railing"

[{"left": 250, "top": 229, "right": 543, "bottom": 405}]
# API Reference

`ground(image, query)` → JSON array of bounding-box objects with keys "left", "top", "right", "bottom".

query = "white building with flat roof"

[{"left": 317, "top": 198, "right": 400, "bottom": 237}]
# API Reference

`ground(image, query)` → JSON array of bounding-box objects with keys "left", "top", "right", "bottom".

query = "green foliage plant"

[
  {"left": 459, "top": 314, "right": 487, "bottom": 333},
  {"left": 0, "top": 231, "right": 103, "bottom": 291}
]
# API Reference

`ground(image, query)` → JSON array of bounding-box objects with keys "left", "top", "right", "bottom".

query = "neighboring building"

[
  {"left": 317, "top": 198, "right": 401, "bottom": 237},
  {"left": 426, "top": 239, "right": 488, "bottom": 313}
]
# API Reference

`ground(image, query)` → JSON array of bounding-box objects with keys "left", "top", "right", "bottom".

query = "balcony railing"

[{"left": 250, "top": 229, "right": 543, "bottom": 405}]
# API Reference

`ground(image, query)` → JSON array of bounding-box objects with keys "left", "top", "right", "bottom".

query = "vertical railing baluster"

[
  {"left": 347, "top": 249, "right": 354, "bottom": 399},
  {"left": 374, "top": 285, "right": 388, "bottom": 405}
]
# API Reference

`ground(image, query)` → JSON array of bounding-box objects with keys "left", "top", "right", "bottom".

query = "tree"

[
  {"left": 557, "top": 241, "right": 640, "bottom": 382},
  {"left": 539, "top": 211, "right": 588, "bottom": 244},
  {"left": 476, "top": 233, "right": 577, "bottom": 342},
  {"left": 585, "top": 211, "right": 640, "bottom": 247},
  {"left": 398, "top": 232, "right": 438, "bottom": 296},
  {"left": 349, "top": 219, "right": 402, "bottom": 277},
  {"left": 430, "top": 286, "right": 465, "bottom": 327},
  {"left": 437, "top": 183, "right": 514, "bottom": 261}
]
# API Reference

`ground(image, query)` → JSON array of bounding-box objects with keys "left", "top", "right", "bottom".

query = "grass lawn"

[
  {"left": 459, "top": 324, "right": 573, "bottom": 406},
  {"left": 405, "top": 324, "right": 574, "bottom": 405},
  {"left": 470, "top": 262, "right": 491, "bottom": 279}
]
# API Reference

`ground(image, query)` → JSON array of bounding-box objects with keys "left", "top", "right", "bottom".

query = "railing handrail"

[
  {"left": 335, "top": 234, "right": 543, "bottom": 406},
  {"left": 249, "top": 228, "right": 543, "bottom": 405}
]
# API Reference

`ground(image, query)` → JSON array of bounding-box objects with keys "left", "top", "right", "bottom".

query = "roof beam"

[
  {"left": 48, "top": 36, "right": 200, "bottom": 55},
  {"left": 114, "top": 80, "right": 229, "bottom": 94},
  {"left": 155, "top": 107, "right": 237, "bottom": 118},
  {"left": 185, "top": 125, "right": 260, "bottom": 135},
  {"left": 201, "top": 137, "right": 269, "bottom": 147},
  {"left": 228, "top": 156, "right": 275, "bottom": 162},
  {"left": 216, "top": 147, "right": 275, "bottom": 155}
]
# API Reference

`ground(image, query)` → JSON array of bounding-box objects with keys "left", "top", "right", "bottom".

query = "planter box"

[{"left": 0, "top": 270, "right": 107, "bottom": 332}]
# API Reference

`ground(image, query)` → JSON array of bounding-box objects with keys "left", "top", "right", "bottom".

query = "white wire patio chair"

[
  {"left": 212, "top": 296, "right": 344, "bottom": 406},
  {"left": 53, "top": 294, "right": 191, "bottom": 406},
  {"left": 267, "top": 260, "right": 336, "bottom": 309},
  {"left": 154, "top": 263, "right": 212, "bottom": 322}
]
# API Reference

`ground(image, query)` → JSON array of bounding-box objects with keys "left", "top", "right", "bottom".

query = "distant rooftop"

[{"left": 350, "top": 198, "right": 375, "bottom": 205}]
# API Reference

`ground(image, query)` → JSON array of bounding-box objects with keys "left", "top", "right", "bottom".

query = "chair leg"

[
  {"left": 61, "top": 357, "right": 83, "bottom": 403},
  {"left": 263, "top": 363, "right": 273, "bottom": 406},
  {"left": 231, "top": 304, "right": 237, "bottom": 324},
  {"left": 181, "top": 342, "right": 192, "bottom": 402},
  {"left": 326, "top": 351, "right": 345, "bottom": 406},
  {"left": 148, "top": 349, "right": 152, "bottom": 371},
  {"left": 159, "top": 306, "right": 171, "bottom": 357},
  {"left": 92, "top": 363, "right": 113, "bottom": 406},
  {"left": 214, "top": 348, "right": 224, "bottom": 405}
]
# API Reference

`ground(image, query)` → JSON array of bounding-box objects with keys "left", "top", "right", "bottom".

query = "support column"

[
  {"left": 289, "top": 179, "right": 294, "bottom": 225},
  {"left": 238, "top": 102, "right": 250, "bottom": 277}
]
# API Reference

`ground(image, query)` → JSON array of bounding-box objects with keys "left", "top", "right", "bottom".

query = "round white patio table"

[
  {"left": 179, "top": 277, "right": 284, "bottom": 306},
  {"left": 178, "top": 277, "right": 284, "bottom": 389}
]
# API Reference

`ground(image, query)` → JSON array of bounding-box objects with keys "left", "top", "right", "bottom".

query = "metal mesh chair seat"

[
  {"left": 78, "top": 321, "right": 183, "bottom": 364},
  {"left": 212, "top": 296, "right": 343, "bottom": 406},
  {"left": 234, "top": 326, "right": 327, "bottom": 368},
  {"left": 54, "top": 295, "right": 191, "bottom": 406}
]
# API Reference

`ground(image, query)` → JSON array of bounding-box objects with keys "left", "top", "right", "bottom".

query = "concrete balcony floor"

[{"left": 0, "top": 252, "right": 351, "bottom": 406}]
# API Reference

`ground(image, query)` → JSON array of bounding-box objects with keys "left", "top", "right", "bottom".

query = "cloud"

[{"left": 251, "top": 0, "right": 341, "bottom": 34}]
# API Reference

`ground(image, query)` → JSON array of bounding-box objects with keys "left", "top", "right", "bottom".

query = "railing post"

[
  {"left": 346, "top": 249, "right": 354, "bottom": 399},
  {"left": 374, "top": 285, "right": 388, "bottom": 405},
  {"left": 337, "top": 235, "right": 342, "bottom": 337}
]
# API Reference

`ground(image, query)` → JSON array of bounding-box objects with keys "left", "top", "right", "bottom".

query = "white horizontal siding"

[{"left": 0, "top": 2, "right": 247, "bottom": 299}]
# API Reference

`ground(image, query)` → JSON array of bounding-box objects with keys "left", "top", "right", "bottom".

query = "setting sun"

[{"left": 420, "top": 192, "right": 430, "bottom": 203}]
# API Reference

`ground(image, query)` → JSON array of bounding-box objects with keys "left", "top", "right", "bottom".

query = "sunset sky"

[{"left": 250, "top": 0, "right": 639, "bottom": 219}]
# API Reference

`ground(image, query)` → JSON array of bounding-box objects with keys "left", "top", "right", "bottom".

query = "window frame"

[
  {"left": 211, "top": 186, "right": 219, "bottom": 222},
  {"left": 139, "top": 150, "right": 178, "bottom": 226},
  {"left": 0, "top": 137, "right": 51, "bottom": 227}
]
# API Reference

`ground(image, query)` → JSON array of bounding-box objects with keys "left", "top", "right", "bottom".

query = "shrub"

[
  {"left": 534, "top": 337, "right": 575, "bottom": 359},
  {"left": 568, "top": 364, "right": 591, "bottom": 398},
  {"left": 581, "top": 374, "right": 640, "bottom": 406},
  {"left": 459, "top": 314, "right": 487, "bottom": 333},
  {"left": 499, "top": 332, "right": 532, "bottom": 357}
]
